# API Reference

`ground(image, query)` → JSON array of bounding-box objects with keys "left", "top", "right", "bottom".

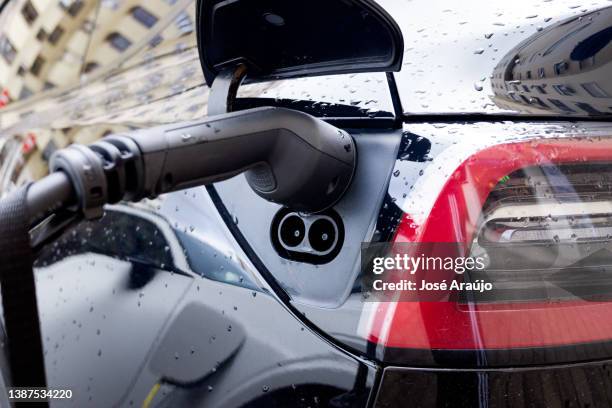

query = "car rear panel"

[{"left": 212, "top": 120, "right": 612, "bottom": 406}]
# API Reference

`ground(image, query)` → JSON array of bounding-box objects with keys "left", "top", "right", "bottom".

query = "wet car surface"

[{"left": 0, "top": 0, "right": 611, "bottom": 407}]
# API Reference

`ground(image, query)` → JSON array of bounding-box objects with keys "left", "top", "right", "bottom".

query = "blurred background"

[{"left": 0, "top": 0, "right": 209, "bottom": 188}]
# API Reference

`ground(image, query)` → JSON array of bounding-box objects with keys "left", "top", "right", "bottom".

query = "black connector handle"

[{"left": 29, "top": 107, "right": 355, "bottom": 226}]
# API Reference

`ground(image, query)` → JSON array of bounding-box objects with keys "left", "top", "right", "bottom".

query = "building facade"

[
  {"left": 491, "top": 6, "right": 612, "bottom": 115},
  {"left": 0, "top": 0, "right": 196, "bottom": 103}
]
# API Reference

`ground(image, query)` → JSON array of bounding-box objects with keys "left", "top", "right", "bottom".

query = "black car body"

[{"left": 0, "top": 0, "right": 612, "bottom": 407}]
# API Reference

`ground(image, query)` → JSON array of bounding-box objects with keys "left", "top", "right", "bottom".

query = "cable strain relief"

[{"left": 49, "top": 144, "right": 107, "bottom": 220}]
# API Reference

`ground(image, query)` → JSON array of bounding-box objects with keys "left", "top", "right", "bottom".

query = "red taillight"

[{"left": 369, "top": 138, "right": 612, "bottom": 351}]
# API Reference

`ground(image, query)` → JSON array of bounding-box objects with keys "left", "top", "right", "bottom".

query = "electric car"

[{"left": 0, "top": 0, "right": 611, "bottom": 407}]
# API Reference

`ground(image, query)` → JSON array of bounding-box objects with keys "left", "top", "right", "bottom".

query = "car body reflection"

[{"left": 491, "top": 6, "right": 612, "bottom": 115}]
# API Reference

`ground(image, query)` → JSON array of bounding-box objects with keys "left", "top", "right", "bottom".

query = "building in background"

[
  {"left": 491, "top": 6, "right": 612, "bottom": 115},
  {"left": 0, "top": 0, "right": 196, "bottom": 103},
  {"left": 0, "top": 0, "right": 203, "bottom": 190}
]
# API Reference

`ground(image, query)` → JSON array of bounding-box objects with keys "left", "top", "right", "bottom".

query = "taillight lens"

[
  {"left": 470, "top": 163, "right": 612, "bottom": 304},
  {"left": 368, "top": 138, "right": 612, "bottom": 361}
]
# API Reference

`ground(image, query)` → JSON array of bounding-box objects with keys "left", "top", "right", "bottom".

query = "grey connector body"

[{"left": 43, "top": 107, "right": 356, "bottom": 223}]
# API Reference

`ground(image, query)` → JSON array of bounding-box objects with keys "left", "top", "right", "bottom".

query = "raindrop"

[{"left": 473, "top": 48, "right": 485, "bottom": 55}]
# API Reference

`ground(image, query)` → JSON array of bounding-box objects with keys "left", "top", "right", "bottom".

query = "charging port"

[{"left": 271, "top": 208, "right": 344, "bottom": 264}]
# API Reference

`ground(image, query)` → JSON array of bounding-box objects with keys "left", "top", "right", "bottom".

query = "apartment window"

[
  {"left": 548, "top": 98, "right": 575, "bottom": 113},
  {"left": 526, "top": 71, "right": 532, "bottom": 79},
  {"left": 0, "top": 35, "right": 16, "bottom": 64},
  {"left": 581, "top": 82, "right": 610, "bottom": 98},
  {"left": 538, "top": 67, "right": 546, "bottom": 78},
  {"left": 48, "top": 26, "right": 65, "bottom": 45},
  {"left": 19, "top": 86, "right": 33, "bottom": 100},
  {"left": 30, "top": 55, "right": 45, "bottom": 76},
  {"left": 533, "top": 85, "right": 547, "bottom": 94},
  {"left": 529, "top": 96, "right": 548, "bottom": 109},
  {"left": 575, "top": 102, "right": 602, "bottom": 115},
  {"left": 552, "top": 84, "right": 576, "bottom": 96},
  {"left": 175, "top": 11, "right": 194, "bottom": 35},
  {"left": 106, "top": 32, "right": 132, "bottom": 52},
  {"left": 21, "top": 1, "right": 38, "bottom": 25},
  {"left": 83, "top": 61, "right": 99, "bottom": 73},
  {"left": 131, "top": 6, "right": 158, "bottom": 28},
  {"left": 149, "top": 34, "right": 163, "bottom": 48},
  {"left": 60, "top": 0, "right": 84, "bottom": 17},
  {"left": 36, "top": 29, "right": 47, "bottom": 41},
  {"left": 553, "top": 61, "right": 569, "bottom": 75}
]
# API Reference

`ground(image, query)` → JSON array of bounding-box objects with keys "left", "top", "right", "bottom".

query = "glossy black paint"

[
  {"left": 2, "top": 1, "right": 612, "bottom": 406},
  {"left": 377, "top": 341, "right": 612, "bottom": 369},
  {"left": 375, "top": 361, "right": 612, "bottom": 407},
  {"left": 25, "top": 201, "right": 377, "bottom": 407}
]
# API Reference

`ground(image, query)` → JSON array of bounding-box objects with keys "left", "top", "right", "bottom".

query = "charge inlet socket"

[{"left": 271, "top": 208, "right": 344, "bottom": 264}]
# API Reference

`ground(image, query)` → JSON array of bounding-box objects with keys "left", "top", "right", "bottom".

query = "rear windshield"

[{"left": 379, "top": 0, "right": 612, "bottom": 117}]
